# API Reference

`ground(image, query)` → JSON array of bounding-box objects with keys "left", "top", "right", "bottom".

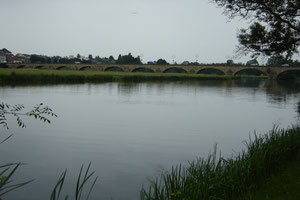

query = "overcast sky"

[{"left": 0, "top": 0, "right": 254, "bottom": 63}]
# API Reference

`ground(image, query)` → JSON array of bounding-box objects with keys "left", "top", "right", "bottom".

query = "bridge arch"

[
  {"left": 104, "top": 66, "right": 124, "bottom": 72},
  {"left": 35, "top": 65, "right": 45, "bottom": 69},
  {"left": 79, "top": 66, "right": 94, "bottom": 71},
  {"left": 17, "top": 65, "right": 25, "bottom": 69},
  {"left": 234, "top": 68, "right": 266, "bottom": 76},
  {"left": 197, "top": 68, "right": 225, "bottom": 75},
  {"left": 163, "top": 67, "right": 187, "bottom": 73},
  {"left": 132, "top": 67, "right": 154, "bottom": 73},
  {"left": 277, "top": 69, "right": 300, "bottom": 80},
  {"left": 56, "top": 66, "right": 70, "bottom": 70}
]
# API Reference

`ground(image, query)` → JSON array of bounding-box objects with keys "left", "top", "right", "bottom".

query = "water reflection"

[
  {"left": 111, "top": 80, "right": 300, "bottom": 113},
  {"left": 297, "top": 101, "right": 300, "bottom": 118},
  {"left": 0, "top": 79, "right": 300, "bottom": 200}
]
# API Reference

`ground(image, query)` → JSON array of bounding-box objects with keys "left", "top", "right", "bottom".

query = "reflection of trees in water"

[
  {"left": 265, "top": 81, "right": 300, "bottom": 104},
  {"left": 297, "top": 101, "right": 300, "bottom": 116},
  {"left": 116, "top": 79, "right": 300, "bottom": 100},
  {"left": 115, "top": 80, "right": 300, "bottom": 115},
  {"left": 261, "top": 80, "right": 300, "bottom": 117},
  {"left": 116, "top": 81, "right": 233, "bottom": 96}
]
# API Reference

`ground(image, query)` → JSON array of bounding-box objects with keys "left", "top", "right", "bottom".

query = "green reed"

[
  {"left": 0, "top": 69, "right": 263, "bottom": 85},
  {"left": 0, "top": 163, "right": 33, "bottom": 197},
  {"left": 141, "top": 126, "right": 300, "bottom": 200},
  {"left": 51, "top": 162, "right": 98, "bottom": 200}
]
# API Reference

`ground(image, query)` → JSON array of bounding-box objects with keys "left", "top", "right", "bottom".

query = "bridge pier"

[{"left": 266, "top": 68, "right": 278, "bottom": 80}]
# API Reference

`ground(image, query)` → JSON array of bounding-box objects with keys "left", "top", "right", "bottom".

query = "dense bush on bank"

[{"left": 141, "top": 126, "right": 300, "bottom": 200}]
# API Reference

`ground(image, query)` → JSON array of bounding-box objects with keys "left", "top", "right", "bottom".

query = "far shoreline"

[{"left": 0, "top": 69, "right": 268, "bottom": 85}]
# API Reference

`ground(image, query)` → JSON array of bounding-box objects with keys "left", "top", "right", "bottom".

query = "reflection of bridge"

[{"left": 3, "top": 63, "right": 300, "bottom": 80}]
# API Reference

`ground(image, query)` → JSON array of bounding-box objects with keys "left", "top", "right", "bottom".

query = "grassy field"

[
  {"left": 141, "top": 126, "right": 300, "bottom": 200},
  {"left": 0, "top": 69, "right": 266, "bottom": 85}
]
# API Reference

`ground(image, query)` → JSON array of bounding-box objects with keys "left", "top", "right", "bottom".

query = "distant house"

[
  {"left": 0, "top": 48, "right": 15, "bottom": 63},
  {"left": 15, "top": 54, "right": 31, "bottom": 63},
  {"left": 0, "top": 56, "right": 6, "bottom": 63},
  {"left": 6, "top": 56, "right": 18, "bottom": 63},
  {"left": 6, "top": 55, "right": 30, "bottom": 64},
  {"left": 0, "top": 48, "right": 13, "bottom": 57}
]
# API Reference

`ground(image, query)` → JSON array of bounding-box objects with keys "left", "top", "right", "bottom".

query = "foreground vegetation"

[
  {"left": 0, "top": 69, "right": 265, "bottom": 85},
  {"left": 141, "top": 126, "right": 300, "bottom": 200},
  {"left": 248, "top": 157, "right": 300, "bottom": 200}
]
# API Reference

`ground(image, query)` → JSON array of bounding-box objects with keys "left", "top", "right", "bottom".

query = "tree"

[
  {"left": 212, "top": 0, "right": 300, "bottom": 59},
  {"left": 266, "top": 55, "right": 289, "bottom": 66},
  {"left": 117, "top": 54, "right": 123, "bottom": 64},
  {"left": 116, "top": 53, "right": 142, "bottom": 64},
  {"left": 226, "top": 59, "right": 234, "bottom": 66},
  {"left": 156, "top": 58, "right": 169, "bottom": 65},
  {"left": 88, "top": 54, "right": 93, "bottom": 60},
  {"left": 290, "top": 60, "right": 300, "bottom": 67},
  {"left": 30, "top": 55, "right": 47, "bottom": 64},
  {"left": 109, "top": 56, "right": 115, "bottom": 61}
]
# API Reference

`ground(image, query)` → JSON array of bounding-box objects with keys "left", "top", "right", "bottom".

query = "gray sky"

[{"left": 0, "top": 0, "right": 253, "bottom": 63}]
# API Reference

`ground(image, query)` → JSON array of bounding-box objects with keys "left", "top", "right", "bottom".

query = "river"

[{"left": 0, "top": 79, "right": 299, "bottom": 200}]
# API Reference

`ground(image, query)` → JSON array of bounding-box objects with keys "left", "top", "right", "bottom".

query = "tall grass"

[
  {"left": 0, "top": 69, "right": 264, "bottom": 85},
  {"left": 0, "top": 163, "right": 33, "bottom": 197},
  {"left": 141, "top": 126, "right": 300, "bottom": 200},
  {"left": 51, "top": 162, "right": 98, "bottom": 200}
]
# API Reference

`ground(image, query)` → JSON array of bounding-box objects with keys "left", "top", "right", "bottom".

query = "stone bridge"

[{"left": 2, "top": 63, "right": 300, "bottom": 80}]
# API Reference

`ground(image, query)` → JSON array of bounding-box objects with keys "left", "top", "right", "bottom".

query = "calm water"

[{"left": 0, "top": 79, "right": 300, "bottom": 200}]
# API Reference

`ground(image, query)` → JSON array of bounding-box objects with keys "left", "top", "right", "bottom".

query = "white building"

[{"left": 0, "top": 56, "right": 6, "bottom": 63}]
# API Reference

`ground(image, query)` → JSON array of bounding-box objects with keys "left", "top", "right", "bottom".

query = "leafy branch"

[
  {"left": 0, "top": 102, "right": 57, "bottom": 129},
  {"left": 0, "top": 102, "right": 57, "bottom": 199}
]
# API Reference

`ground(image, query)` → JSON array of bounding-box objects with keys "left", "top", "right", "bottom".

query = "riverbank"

[
  {"left": 141, "top": 126, "right": 300, "bottom": 200},
  {"left": 0, "top": 69, "right": 267, "bottom": 85},
  {"left": 248, "top": 157, "right": 300, "bottom": 200}
]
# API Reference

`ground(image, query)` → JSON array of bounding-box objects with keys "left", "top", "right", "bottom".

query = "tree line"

[{"left": 29, "top": 53, "right": 300, "bottom": 67}]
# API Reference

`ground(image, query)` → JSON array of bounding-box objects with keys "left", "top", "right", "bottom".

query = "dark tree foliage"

[
  {"left": 156, "top": 58, "right": 169, "bottom": 65},
  {"left": 226, "top": 59, "right": 234, "bottom": 65},
  {"left": 265, "top": 55, "right": 300, "bottom": 66},
  {"left": 212, "top": 0, "right": 300, "bottom": 59},
  {"left": 109, "top": 55, "right": 115, "bottom": 61},
  {"left": 116, "top": 53, "right": 142, "bottom": 64},
  {"left": 266, "top": 55, "right": 288, "bottom": 66},
  {"left": 30, "top": 55, "right": 50, "bottom": 64}
]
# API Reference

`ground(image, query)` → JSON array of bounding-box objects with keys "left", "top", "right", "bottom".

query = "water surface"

[{"left": 0, "top": 79, "right": 299, "bottom": 200}]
